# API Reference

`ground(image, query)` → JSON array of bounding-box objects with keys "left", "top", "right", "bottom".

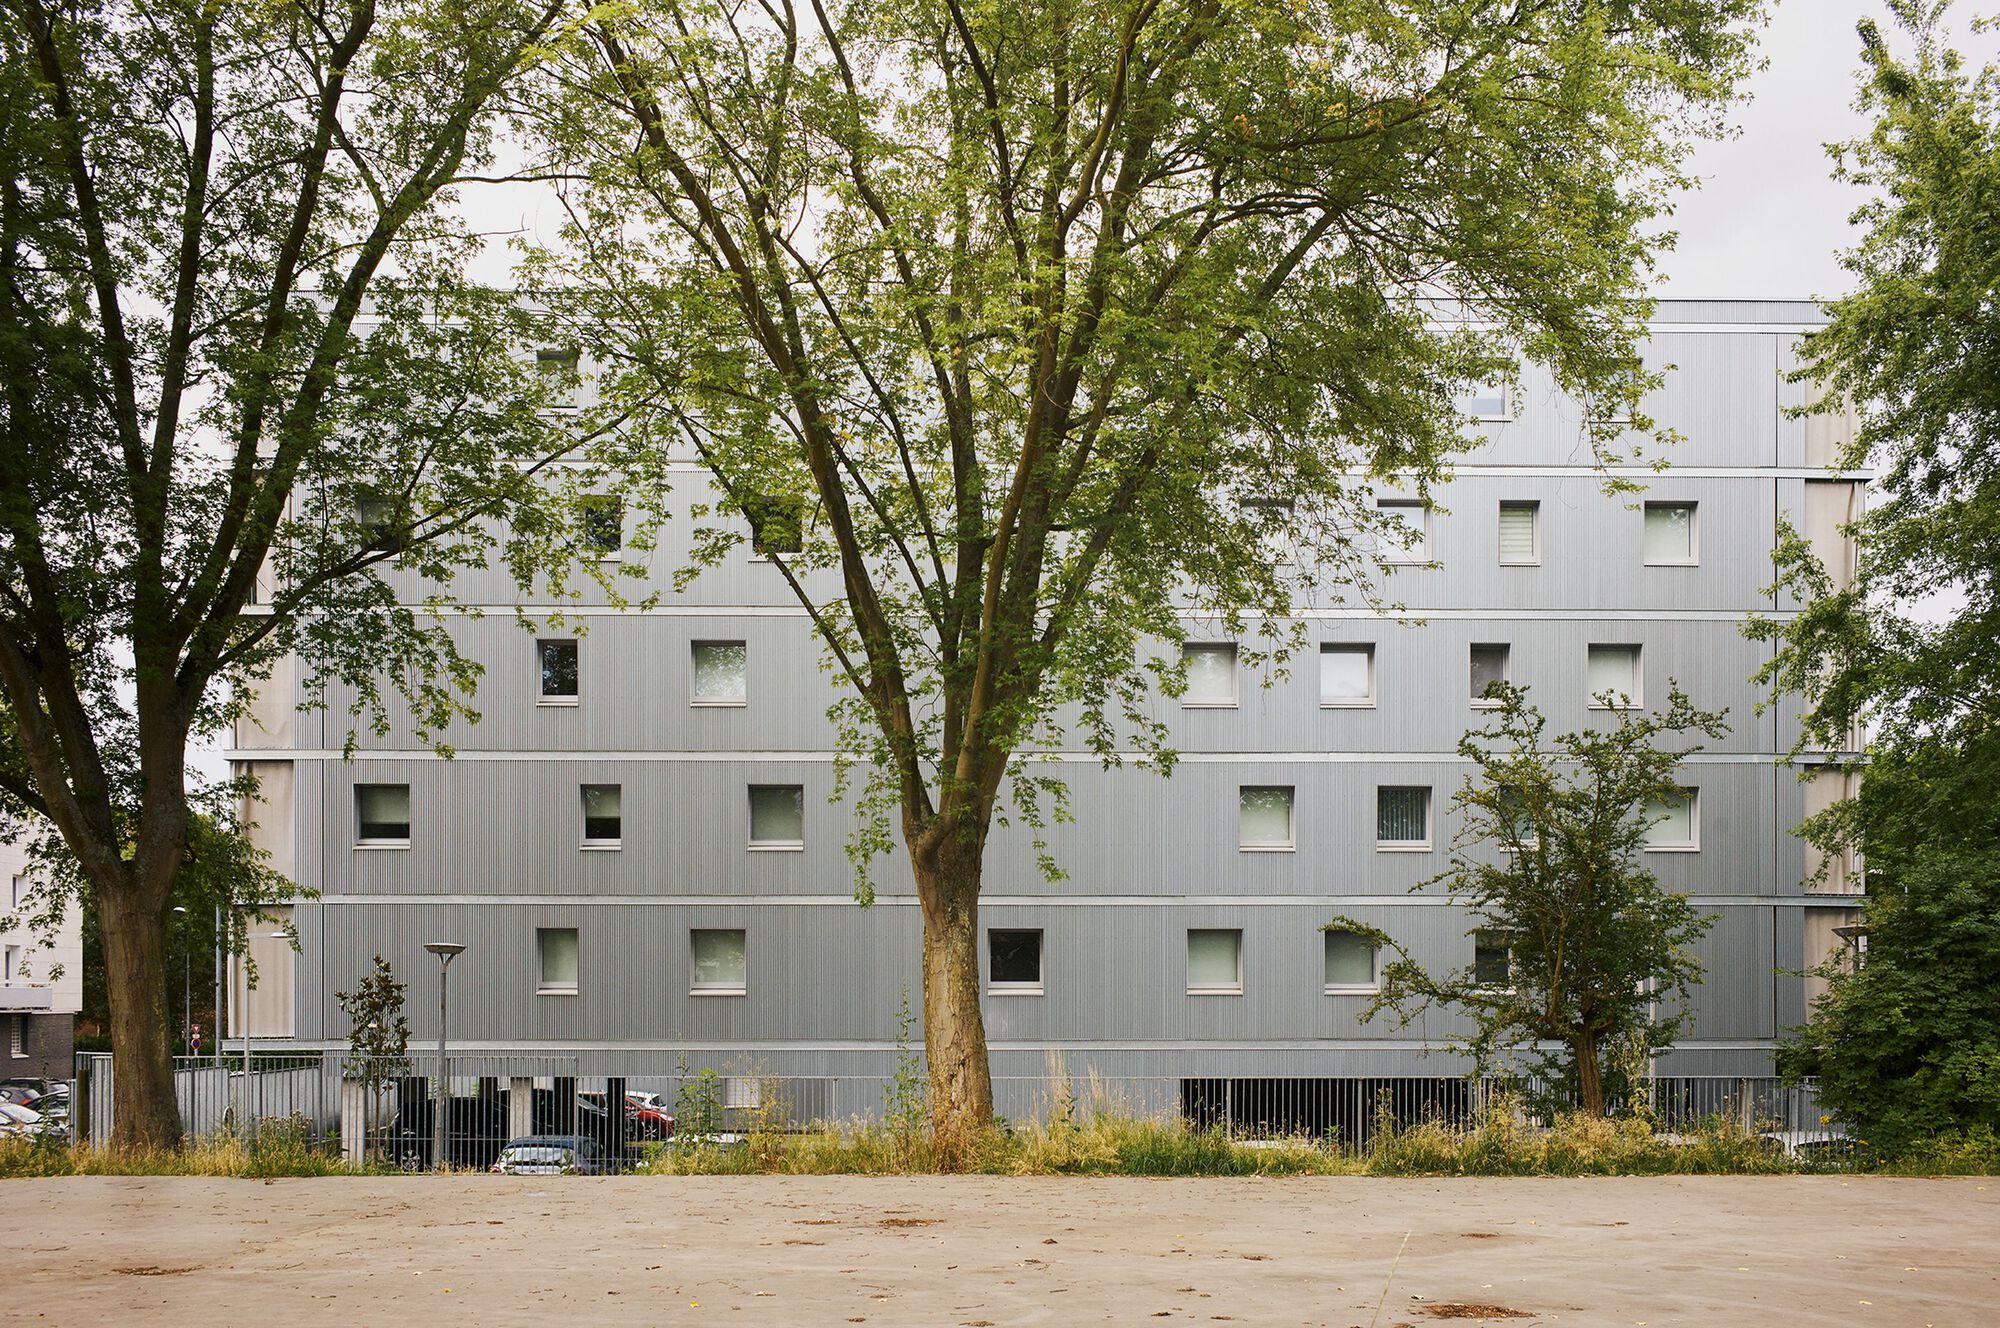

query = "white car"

[{"left": 0, "top": 1101, "right": 48, "bottom": 1139}]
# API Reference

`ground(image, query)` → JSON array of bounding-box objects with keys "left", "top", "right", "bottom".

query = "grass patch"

[{"left": 0, "top": 1131, "right": 370, "bottom": 1179}]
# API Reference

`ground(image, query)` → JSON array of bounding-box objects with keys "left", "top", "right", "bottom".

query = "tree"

[
  {"left": 1357, "top": 683, "right": 1726, "bottom": 1116},
  {"left": 526, "top": 0, "right": 1764, "bottom": 1150},
  {"left": 1752, "top": 2, "right": 2000, "bottom": 1148},
  {"left": 337, "top": 955, "right": 412, "bottom": 1094},
  {"left": 0, "top": 0, "right": 649, "bottom": 1147}
]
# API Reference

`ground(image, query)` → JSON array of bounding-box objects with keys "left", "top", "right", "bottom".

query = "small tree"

[
  {"left": 1360, "top": 683, "right": 1727, "bottom": 1116},
  {"left": 336, "top": 956, "right": 411, "bottom": 1094}
]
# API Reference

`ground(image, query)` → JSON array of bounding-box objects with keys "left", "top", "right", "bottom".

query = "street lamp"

[
  {"left": 171, "top": 906, "right": 188, "bottom": 1057},
  {"left": 423, "top": 942, "right": 466, "bottom": 1171}
]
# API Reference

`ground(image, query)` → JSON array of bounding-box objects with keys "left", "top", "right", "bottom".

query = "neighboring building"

[
  {"left": 228, "top": 300, "right": 1866, "bottom": 1105},
  {"left": 0, "top": 841, "right": 82, "bottom": 1081}
]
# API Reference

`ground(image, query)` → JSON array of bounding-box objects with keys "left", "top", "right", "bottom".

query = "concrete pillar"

[
  {"left": 508, "top": 1077, "right": 533, "bottom": 1143},
  {"left": 340, "top": 1079, "right": 367, "bottom": 1168}
]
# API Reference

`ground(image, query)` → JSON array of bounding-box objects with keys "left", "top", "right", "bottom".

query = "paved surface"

[{"left": 0, "top": 1175, "right": 1994, "bottom": 1325}]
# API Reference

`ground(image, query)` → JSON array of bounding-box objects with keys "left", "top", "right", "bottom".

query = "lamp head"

[{"left": 423, "top": 941, "right": 466, "bottom": 961}]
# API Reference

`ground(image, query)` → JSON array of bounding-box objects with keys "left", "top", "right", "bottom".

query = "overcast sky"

[{"left": 1659, "top": 0, "right": 1999, "bottom": 299}]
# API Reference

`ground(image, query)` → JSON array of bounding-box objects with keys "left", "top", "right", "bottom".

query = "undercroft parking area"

[{"left": 1, "top": 1175, "right": 1993, "bottom": 1325}]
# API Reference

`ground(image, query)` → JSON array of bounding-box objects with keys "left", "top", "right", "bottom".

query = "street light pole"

[
  {"left": 423, "top": 942, "right": 466, "bottom": 1171},
  {"left": 172, "top": 906, "right": 188, "bottom": 1055}
]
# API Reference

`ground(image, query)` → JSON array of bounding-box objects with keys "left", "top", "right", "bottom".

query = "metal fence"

[{"left": 69, "top": 1050, "right": 1840, "bottom": 1163}]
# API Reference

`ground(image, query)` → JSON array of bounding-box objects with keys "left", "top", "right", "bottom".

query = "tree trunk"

[
  {"left": 911, "top": 837, "right": 993, "bottom": 1164},
  {"left": 98, "top": 880, "right": 183, "bottom": 1148},
  {"left": 1575, "top": 1026, "right": 1606, "bottom": 1117}
]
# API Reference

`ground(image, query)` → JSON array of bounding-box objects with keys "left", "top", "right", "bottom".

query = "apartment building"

[
  {"left": 1, "top": 840, "right": 82, "bottom": 1081},
  {"left": 226, "top": 300, "right": 1866, "bottom": 1096}
]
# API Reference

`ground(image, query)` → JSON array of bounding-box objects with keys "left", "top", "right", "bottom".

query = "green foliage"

[
  {"left": 884, "top": 982, "right": 928, "bottom": 1142},
  {"left": 1749, "top": 5, "right": 2000, "bottom": 1152},
  {"left": 1363, "top": 683, "right": 1726, "bottom": 1113},
  {"left": 335, "top": 956, "right": 412, "bottom": 1091},
  {"left": 674, "top": 1054, "right": 726, "bottom": 1142}
]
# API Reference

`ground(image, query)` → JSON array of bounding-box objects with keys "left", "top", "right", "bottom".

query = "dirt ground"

[{"left": 0, "top": 1175, "right": 1993, "bottom": 1326}]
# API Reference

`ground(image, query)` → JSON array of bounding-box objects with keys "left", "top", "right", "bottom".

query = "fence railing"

[{"left": 67, "top": 1050, "right": 1840, "bottom": 1165}]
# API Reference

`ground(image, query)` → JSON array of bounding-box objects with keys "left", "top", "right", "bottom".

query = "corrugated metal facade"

[{"left": 234, "top": 304, "right": 1864, "bottom": 1080}]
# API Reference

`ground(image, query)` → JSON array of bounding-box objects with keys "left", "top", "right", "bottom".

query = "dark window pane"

[
  {"left": 1474, "top": 930, "right": 1513, "bottom": 986},
  {"left": 1377, "top": 787, "right": 1429, "bottom": 844},
  {"left": 582, "top": 784, "right": 621, "bottom": 843},
  {"left": 540, "top": 639, "right": 578, "bottom": 697},
  {"left": 744, "top": 493, "right": 804, "bottom": 555},
  {"left": 1470, "top": 644, "right": 1509, "bottom": 700},
  {"left": 989, "top": 930, "right": 1042, "bottom": 986},
  {"left": 582, "top": 497, "right": 623, "bottom": 555},
  {"left": 356, "top": 784, "right": 409, "bottom": 841}
]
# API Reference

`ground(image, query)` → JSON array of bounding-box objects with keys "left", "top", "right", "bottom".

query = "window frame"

[
  {"left": 1319, "top": 643, "right": 1377, "bottom": 709},
  {"left": 747, "top": 783, "right": 806, "bottom": 851},
  {"left": 537, "top": 638, "right": 579, "bottom": 707},
  {"left": 986, "top": 928, "right": 1045, "bottom": 996},
  {"left": 690, "top": 640, "right": 750, "bottom": 707},
  {"left": 1186, "top": 927, "right": 1244, "bottom": 996},
  {"left": 1321, "top": 929, "right": 1381, "bottom": 994},
  {"left": 580, "top": 783, "right": 623, "bottom": 850},
  {"left": 1472, "top": 929, "right": 1517, "bottom": 991},
  {"left": 1469, "top": 642, "right": 1511, "bottom": 708},
  {"left": 1374, "top": 785, "right": 1433, "bottom": 852},
  {"left": 1459, "top": 380, "right": 1514, "bottom": 422},
  {"left": 1180, "top": 641, "right": 1239, "bottom": 709},
  {"left": 1237, "top": 784, "right": 1296, "bottom": 852},
  {"left": 1586, "top": 643, "right": 1644, "bottom": 710},
  {"left": 690, "top": 927, "right": 749, "bottom": 996},
  {"left": 1375, "top": 499, "right": 1431, "bottom": 563},
  {"left": 536, "top": 926, "right": 580, "bottom": 996},
  {"left": 579, "top": 495, "right": 624, "bottom": 561},
  {"left": 1642, "top": 786, "right": 1701, "bottom": 853},
  {"left": 1642, "top": 501, "right": 1699, "bottom": 567},
  {"left": 353, "top": 783, "right": 411, "bottom": 849},
  {"left": 1497, "top": 500, "right": 1541, "bottom": 566}
]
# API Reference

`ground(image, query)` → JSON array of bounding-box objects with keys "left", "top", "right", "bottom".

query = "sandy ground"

[{"left": 0, "top": 1176, "right": 1993, "bottom": 1326}]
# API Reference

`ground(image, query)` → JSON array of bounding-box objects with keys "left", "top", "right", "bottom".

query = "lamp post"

[
  {"left": 423, "top": 942, "right": 466, "bottom": 1171},
  {"left": 171, "top": 906, "right": 188, "bottom": 1056}
]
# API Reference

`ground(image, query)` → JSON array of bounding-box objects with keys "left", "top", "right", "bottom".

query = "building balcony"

[{"left": 0, "top": 980, "right": 55, "bottom": 1012}]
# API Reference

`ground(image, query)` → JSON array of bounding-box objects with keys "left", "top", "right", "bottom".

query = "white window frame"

[
  {"left": 1473, "top": 929, "right": 1517, "bottom": 992},
  {"left": 353, "top": 783, "right": 411, "bottom": 850},
  {"left": 1459, "top": 380, "right": 1514, "bottom": 422},
  {"left": 1469, "top": 643, "right": 1511, "bottom": 709},
  {"left": 1238, "top": 785, "right": 1296, "bottom": 852},
  {"left": 1180, "top": 641, "right": 1239, "bottom": 709},
  {"left": 1643, "top": 787, "right": 1700, "bottom": 853},
  {"left": 536, "top": 638, "right": 579, "bottom": 708},
  {"left": 1186, "top": 928, "right": 1244, "bottom": 996},
  {"left": 690, "top": 640, "right": 750, "bottom": 707},
  {"left": 580, "top": 495, "right": 624, "bottom": 563},
  {"left": 1374, "top": 786, "right": 1433, "bottom": 852},
  {"left": 580, "top": 783, "right": 623, "bottom": 851},
  {"left": 1497, "top": 500, "right": 1541, "bottom": 566},
  {"left": 690, "top": 927, "right": 748, "bottom": 997},
  {"left": 1586, "top": 644, "right": 1644, "bottom": 710},
  {"left": 1642, "top": 501, "right": 1699, "bottom": 567},
  {"left": 1376, "top": 499, "right": 1431, "bottom": 563},
  {"left": 1319, "top": 643, "right": 1377, "bottom": 709},
  {"left": 747, "top": 784, "right": 806, "bottom": 851},
  {"left": 986, "top": 928, "right": 1045, "bottom": 997},
  {"left": 536, "top": 927, "right": 580, "bottom": 996},
  {"left": 1321, "top": 929, "right": 1381, "bottom": 995}
]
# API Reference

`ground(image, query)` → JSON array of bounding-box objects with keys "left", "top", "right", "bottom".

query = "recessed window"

[
  {"left": 581, "top": 496, "right": 623, "bottom": 558},
  {"left": 1644, "top": 788, "right": 1699, "bottom": 851},
  {"left": 988, "top": 929, "right": 1044, "bottom": 995},
  {"left": 537, "top": 927, "right": 579, "bottom": 995},
  {"left": 538, "top": 639, "right": 578, "bottom": 704},
  {"left": 1182, "top": 642, "right": 1238, "bottom": 707},
  {"left": 692, "top": 641, "right": 748, "bottom": 705},
  {"left": 1586, "top": 644, "right": 1642, "bottom": 709},
  {"left": 745, "top": 493, "right": 804, "bottom": 556},
  {"left": 1497, "top": 785, "right": 1538, "bottom": 849},
  {"left": 1320, "top": 644, "right": 1375, "bottom": 708},
  {"left": 354, "top": 784, "right": 410, "bottom": 845},
  {"left": 1376, "top": 500, "right": 1430, "bottom": 562},
  {"left": 1239, "top": 786, "right": 1295, "bottom": 851},
  {"left": 9, "top": 1015, "right": 23, "bottom": 1058},
  {"left": 581, "top": 784, "right": 622, "bottom": 847},
  {"left": 1643, "top": 502, "right": 1697, "bottom": 565},
  {"left": 536, "top": 346, "right": 580, "bottom": 374},
  {"left": 1473, "top": 930, "right": 1515, "bottom": 988},
  {"left": 356, "top": 491, "right": 405, "bottom": 552},
  {"left": 1323, "top": 930, "right": 1379, "bottom": 991},
  {"left": 691, "top": 928, "right": 747, "bottom": 995},
  {"left": 1498, "top": 501, "right": 1540, "bottom": 565},
  {"left": 748, "top": 785, "right": 805, "bottom": 848},
  {"left": 1458, "top": 380, "right": 1512, "bottom": 421},
  {"left": 1470, "top": 644, "right": 1511, "bottom": 706},
  {"left": 1376, "top": 786, "right": 1431, "bottom": 850},
  {"left": 1187, "top": 929, "right": 1243, "bottom": 995}
]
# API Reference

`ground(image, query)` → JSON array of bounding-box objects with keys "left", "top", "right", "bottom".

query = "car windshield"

[{"left": 501, "top": 1146, "right": 573, "bottom": 1164}]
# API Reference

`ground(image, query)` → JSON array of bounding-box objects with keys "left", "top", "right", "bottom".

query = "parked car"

[
  {"left": 490, "top": 1135, "right": 607, "bottom": 1176},
  {"left": 0, "top": 1101, "right": 50, "bottom": 1140},
  {"left": 576, "top": 1090, "right": 675, "bottom": 1142}
]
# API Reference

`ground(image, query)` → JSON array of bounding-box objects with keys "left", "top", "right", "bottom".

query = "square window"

[
  {"left": 1182, "top": 642, "right": 1237, "bottom": 707},
  {"left": 581, "top": 784, "right": 622, "bottom": 846},
  {"left": 1187, "top": 929, "right": 1242, "bottom": 994},
  {"left": 1376, "top": 500, "right": 1430, "bottom": 562},
  {"left": 691, "top": 928, "right": 747, "bottom": 993},
  {"left": 1473, "top": 929, "right": 1515, "bottom": 988},
  {"left": 1458, "top": 380, "right": 1512, "bottom": 421},
  {"left": 354, "top": 784, "right": 409, "bottom": 845},
  {"left": 1239, "top": 786, "right": 1294, "bottom": 850},
  {"left": 1376, "top": 786, "right": 1431, "bottom": 849},
  {"left": 1643, "top": 502, "right": 1697, "bottom": 565},
  {"left": 1644, "top": 788, "right": 1699, "bottom": 850},
  {"left": 1498, "top": 501, "right": 1539, "bottom": 565},
  {"left": 748, "top": 785, "right": 805, "bottom": 848},
  {"left": 744, "top": 493, "right": 804, "bottom": 556},
  {"left": 538, "top": 639, "right": 578, "bottom": 702},
  {"left": 1323, "top": 930, "right": 1378, "bottom": 990},
  {"left": 988, "top": 929, "right": 1043, "bottom": 993},
  {"left": 581, "top": 496, "right": 623, "bottom": 558},
  {"left": 692, "top": 641, "right": 748, "bottom": 705},
  {"left": 537, "top": 927, "right": 579, "bottom": 994},
  {"left": 1470, "top": 644, "right": 1511, "bottom": 706},
  {"left": 1320, "top": 644, "right": 1375, "bottom": 708},
  {"left": 355, "top": 491, "right": 405, "bottom": 552},
  {"left": 1587, "top": 644, "right": 1642, "bottom": 709}
]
